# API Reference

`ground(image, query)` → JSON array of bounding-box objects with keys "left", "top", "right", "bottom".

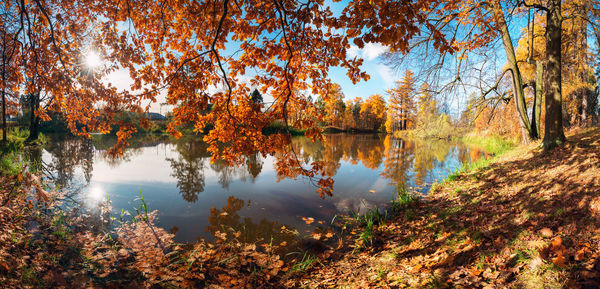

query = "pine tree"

[
  {"left": 386, "top": 70, "right": 416, "bottom": 133},
  {"left": 250, "top": 89, "right": 263, "bottom": 104}
]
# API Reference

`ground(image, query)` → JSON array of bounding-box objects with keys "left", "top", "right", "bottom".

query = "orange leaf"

[
  {"left": 551, "top": 236, "right": 563, "bottom": 250},
  {"left": 552, "top": 253, "right": 567, "bottom": 268},
  {"left": 0, "top": 261, "right": 9, "bottom": 271},
  {"left": 470, "top": 268, "right": 483, "bottom": 276},
  {"left": 574, "top": 249, "right": 586, "bottom": 261}
]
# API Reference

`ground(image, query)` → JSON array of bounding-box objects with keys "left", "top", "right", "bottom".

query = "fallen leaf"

[
  {"left": 540, "top": 228, "right": 553, "bottom": 238},
  {"left": 302, "top": 217, "right": 315, "bottom": 224},
  {"left": 574, "top": 249, "right": 586, "bottom": 261},
  {"left": 551, "top": 236, "right": 563, "bottom": 250},
  {"left": 470, "top": 268, "right": 483, "bottom": 276},
  {"left": 0, "top": 261, "right": 9, "bottom": 271},
  {"left": 552, "top": 253, "right": 567, "bottom": 268}
]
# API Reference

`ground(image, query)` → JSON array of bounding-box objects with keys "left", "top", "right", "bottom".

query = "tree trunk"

[
  {"left": 532, "top": 61, "right": 543, "bottom": 137},
  {"left": 1, "top": 90, "right": 6, "bottom": 143},
  {"left": 1, "top": 35, "right": 6, "bottom": 143},
  {"left": 581, "top": 90, "right": 588, "bottom": 127},
  {"left": 493, "top": 3, "right": 535, "bottom": 143},
  {"left": 542, "top": 0, "right": 566, "bottom": 149},
  {"left": 26, "top": 93, "right": 40, "bottom": 142},
  {"left": 576, "top": 13, "right": 589, "bottom": 127}
]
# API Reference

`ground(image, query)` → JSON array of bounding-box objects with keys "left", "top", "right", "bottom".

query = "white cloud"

[
  {"left": 104, "top": 69, "right": 133, "bottom": 91},
  {"left": 347, "top": 45, "right": 360, "bottom": 59},
  {"left": 376, "top": 64, "right": 396, "bottom": 87},
  {"left": 362, "top": 43, "right": 389, "bottom": 61}
]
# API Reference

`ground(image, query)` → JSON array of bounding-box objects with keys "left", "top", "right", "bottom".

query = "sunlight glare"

[
  {"left": 88, "top": 186, "right": 105, "bottom": 202},
  {"left": 85, "top": 51, "right": 102, "bottom": 68}
]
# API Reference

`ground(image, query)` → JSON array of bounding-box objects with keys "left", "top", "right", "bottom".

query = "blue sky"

[{"left": 329, "top": 43, "right": 401, "bottom": 101}]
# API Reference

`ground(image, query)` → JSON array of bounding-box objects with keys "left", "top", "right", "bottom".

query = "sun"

[
  {"left": 85, "top": 51, "right": 102, "bottom": 69},
  {"left": 88, "top": 186, "right": 105, "bottom": 202}
]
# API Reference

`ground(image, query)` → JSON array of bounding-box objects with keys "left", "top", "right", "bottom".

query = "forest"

[{"left": 1, "top": 0, "right": 600, "bottom": 288}]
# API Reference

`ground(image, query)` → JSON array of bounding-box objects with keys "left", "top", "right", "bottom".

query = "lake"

[{"left": 29, "top": 133, "right": 486, "bottom": 244}]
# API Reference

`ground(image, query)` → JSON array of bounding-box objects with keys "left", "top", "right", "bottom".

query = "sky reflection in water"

[{"left": 37, "top": 134, "right": 486, "bottom": 243}]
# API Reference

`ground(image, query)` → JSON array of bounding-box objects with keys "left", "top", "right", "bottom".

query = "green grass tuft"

[{"left": 461, "top": 134, "right": 516, "bottom": 156}]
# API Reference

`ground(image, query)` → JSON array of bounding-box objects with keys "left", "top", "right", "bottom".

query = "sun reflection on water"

[{"left": 86, "top": 186, "right": 105, "bottom": 206}]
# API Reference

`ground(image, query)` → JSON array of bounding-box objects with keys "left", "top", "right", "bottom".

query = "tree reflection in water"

[
  {"left": 38, "top": 133, "right": 486, "bottom": 243},
  {"left": 286, "top": 134, "right": 475, "bottom": 192},
  {"left": 166, "top": 138, "right": 210, "bottom": 203},
  {"left": 166, "top": 137, "right": 266, "bottom": 202},
  {"left": 43, "top": 136, "right": 95, "bottom": 188},
  {"left": 206, "top": 196, "right": 297, "bottom": 250},
  {"left": 40, "top": 133, "right": 485, "bottom": 204}
]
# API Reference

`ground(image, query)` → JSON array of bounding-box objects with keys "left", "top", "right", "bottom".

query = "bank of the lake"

[
  {"left": 1, "top": 132, "right": 484, "bottom": 288},
  {"left": 291, "top": 128, "right": 600, "bottom": 288},
  {"left": 3, "top": 130, "right": 598, "bottom": 288}
]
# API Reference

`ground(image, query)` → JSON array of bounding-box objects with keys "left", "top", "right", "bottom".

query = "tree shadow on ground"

[{"left": 387, "top": 128, "right": 600, "bottom": 288}]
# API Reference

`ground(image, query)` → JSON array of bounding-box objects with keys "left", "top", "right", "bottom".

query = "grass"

[
  {"left": 289, "top": 252, "right": 319, "bottom": 273},
  {"left": 0, "top": 128, "right": 31, "bottom": 175},
  {"left": 0, "top": 152, "right": 23, "bottom": 176},
  {"left": 352, "top": 189, "right": 420, "bottom": 249},
  {"left": 435, "top": 134, "right": 517, "bottom": 186},
  {"left": 263, "top": 122, "right": 307, "bottom": 136},
  {"left": 461, "top": 133, "right": 516, "bottom": 156},
  {"left": 357, "top": 217, "right": 376, "bottom": 248},
  {"left": 517, "top": 260, "right": 566, "bottom": 289}
]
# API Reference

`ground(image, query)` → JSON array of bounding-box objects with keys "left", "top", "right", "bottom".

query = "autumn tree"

[
  {"left": 514, "top": 6, "right": 598, "bottom": 130},
  {"left": 321, "top": 83, "right": 346, "bottom": 128},
  {"left": 386, "top": 70, "right": 416, "bottom": 133},
  {"left": 342, "top": 97, "right": 362, "bottom": 130},
  {"left": 360, "top": 94, "right": 386, "bottom": 131},
  {"left": 415, "top": 83, "right": 436, "bottom": 129},
  {"left": 379, "top": 1, "right": 590, "bottom": 148},
  {"left": 0, "top": 11, "right": 21, "bottom": 142},
  {"left": 0, "top": 0, "right": 159, "bottom": 150}
]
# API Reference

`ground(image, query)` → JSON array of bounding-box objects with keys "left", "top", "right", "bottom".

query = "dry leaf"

[
  {"left": 540, "top": 228, "right": 553, "bottom": 238},
  {"left": 552, "top": 253, "right": 567, "bottom": 268},
  {"left": 551, "top": 236, "right": 563, "bottom": 250}
]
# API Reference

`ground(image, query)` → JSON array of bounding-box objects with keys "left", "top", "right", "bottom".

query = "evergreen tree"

[
  {"left": 250, "top": 89, "right": 263, "bottom": 104},
  {"left": 386, "top": 70, "right": 416, "bottom": 133}
]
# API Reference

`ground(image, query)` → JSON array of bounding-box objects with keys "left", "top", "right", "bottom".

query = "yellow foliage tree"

[{"left": 360, "top": 94, "right": 386, "bottom": 131}]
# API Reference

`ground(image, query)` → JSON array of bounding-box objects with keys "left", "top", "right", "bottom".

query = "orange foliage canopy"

[{"left": 1, "top": 0, "right": 479, "bottom": 194}]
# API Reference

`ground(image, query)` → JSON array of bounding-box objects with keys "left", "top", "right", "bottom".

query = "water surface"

[{"left": 35, "top": 133, "right": 486, "bottom": 243}]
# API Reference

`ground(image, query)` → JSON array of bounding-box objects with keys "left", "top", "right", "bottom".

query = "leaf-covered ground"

[{"left": 290, "top": 128, "right": 600, "bottom": 288}]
